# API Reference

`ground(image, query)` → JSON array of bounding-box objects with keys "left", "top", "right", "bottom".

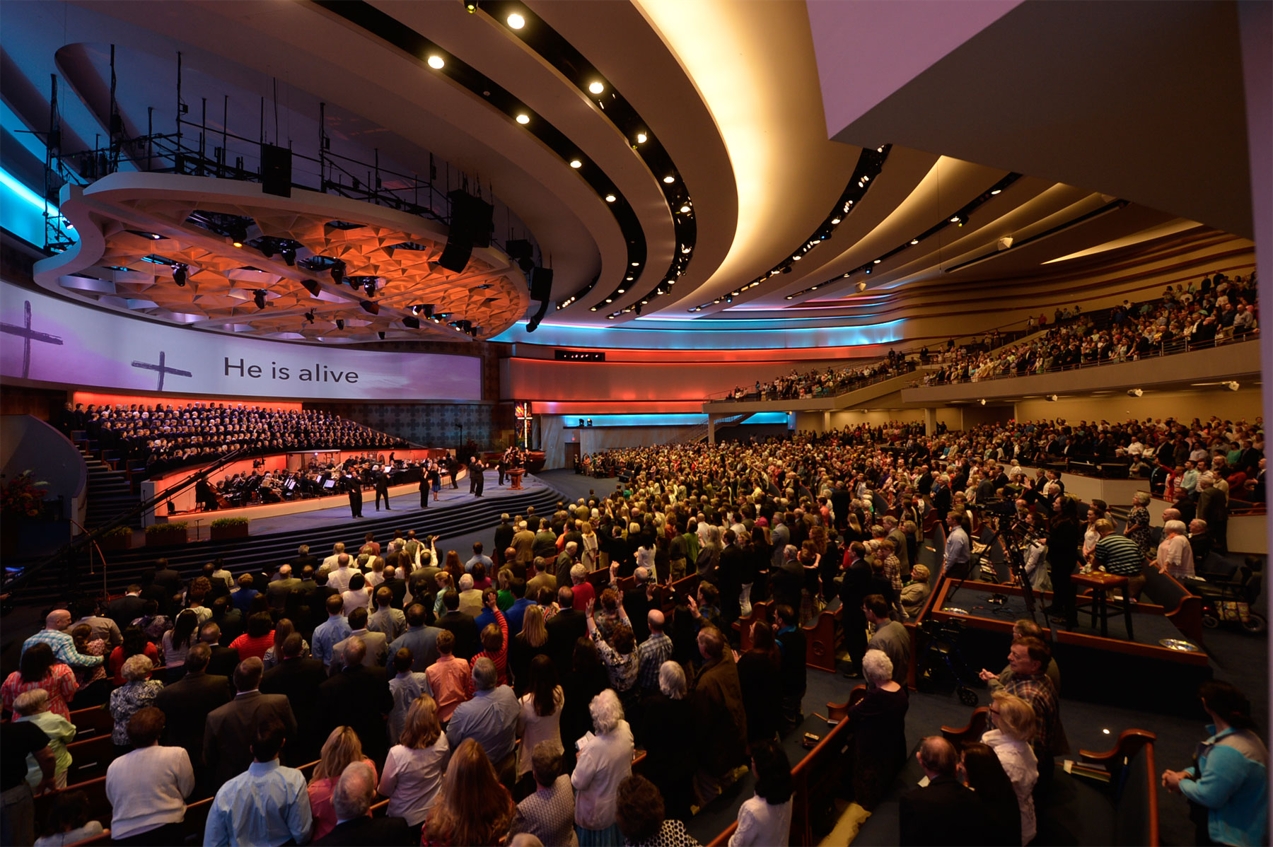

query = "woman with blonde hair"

[
  {"left": 982, "top": 692, "right": 1039, "bottom": 845},
  {"left": 108, "top": 654, "right": 162, "bottom": 755},
  {"left": 421, "top": 738, "right": 515, "bottom": 846},
  {"left": 580, "top": 521, "right": 600, "bottom": 571},
  {"left": 307, "top": 725, "right": 378, "bottom": 841},
  {"left": 380, "top": 694, "right": 450, "bottom": 839}
]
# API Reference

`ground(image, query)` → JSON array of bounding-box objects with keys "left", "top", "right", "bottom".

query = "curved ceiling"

[{"left": 0, "top": 0, "right": 1257, "bottom": 343}]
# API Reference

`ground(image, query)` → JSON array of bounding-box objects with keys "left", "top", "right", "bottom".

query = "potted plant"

[
  {"left": 145, "top": 521, "right": 188, "bottom": 547},
  {"left": 99, "top": 525, "right": 134, "bottom": 552},
  {"left": 209, "top": 516, "right": 250, "bottom": 541},
  {"left": 1, "top": 470, "right": 48, "bottom": 558}
]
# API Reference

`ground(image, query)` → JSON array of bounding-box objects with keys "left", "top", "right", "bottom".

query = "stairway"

[
  {"left": 81, "top": 451, "right": 142, "bottom": 530},
  {"left": 11, "top": 479, "right": 566, "bottom": 604}
]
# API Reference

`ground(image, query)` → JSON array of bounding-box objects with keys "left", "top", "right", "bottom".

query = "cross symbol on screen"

[
  {"left": 131, "top": 350, "right": 193, "bottom": 391},
  {"left": 0, "top": 300, "right": 64, "bottom": 378}
]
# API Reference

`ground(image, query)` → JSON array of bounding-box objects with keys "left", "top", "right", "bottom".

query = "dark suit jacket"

[
  {"left": 898, "top": 775, "right": 993, "bottom": 846},
  {"left": 316, "top": 665, "right": 393, "bottom": 762},
  {"left": 260, "top": 657, "right": 328, "bottom": 760},
  {"left": 434, "top": 611, "right": 480, "bottom": 660},
  {"left": 106, "top": 594, "right": 146, "bottom": 630},
  {"left": 267, "top": 578, "right": 303, "bottom": 610},
  {"left": 623, "top": 588, "right": 652, "bottom": 644},
  {"left": 153, "top": 671, "right": 232, "bottom": 767},
  {"left": 204, "top": 690, "right": 297, "bottom": 787},
  {"left": 313, "top": 815, "right": 414, "bottom": 846},
  {"left": 153, "top": 567, "right": 184, "bottom": 597},
  {"left": 206, "top": 644, "right": 241, "bottom": 678},
  {"left": 546, "top": 608, "right": 587, "bottom": 667}
]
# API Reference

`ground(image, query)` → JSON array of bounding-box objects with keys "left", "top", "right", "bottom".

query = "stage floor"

[{"left": 176, "top": 469, "right": 557, "bottom": 540}]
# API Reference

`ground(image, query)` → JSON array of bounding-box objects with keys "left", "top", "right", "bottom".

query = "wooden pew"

[
  {"left": 63, "top": 735, "right": 116, "bottom": 786},
  {"left": 803, "top": 606, "right": 841, "bottom": 673},
  {"left": 733, "top": 601, "right": 774, "bottom": 653},
  {"left": 66, "top": 829, "right": 111, "bottom": 846},
  {"left": 67, "top": 706, "right": 114, "bottom": 741},
  {"left": 181, "top": 796, "right": 214, "bottom": 845},
  {"left": 33, "top": 776, "right": 109, "bottom": 837},
  {"left": 940, "top": 706, "right": 990, "bottom": 745}
]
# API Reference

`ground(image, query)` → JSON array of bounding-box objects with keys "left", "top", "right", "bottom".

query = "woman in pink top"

[
  {"left": 1, "top": 643, "right": 76, "bottom": 721},
  {"left": 307, "top": 726, "right": 378, "bottom": 841}
]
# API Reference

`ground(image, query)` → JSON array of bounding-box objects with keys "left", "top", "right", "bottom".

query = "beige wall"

[{"left": 1013, "top": 385, "right": 1263, "bottom": 424}]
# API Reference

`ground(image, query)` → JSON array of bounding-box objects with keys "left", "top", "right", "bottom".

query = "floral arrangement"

[
  {"left": 2, "top": 471, "right": 49, "bottom": 518},
  {"left": 145, "top": 522, "right": 188, "bottom": 535},
  {"left": 210, "top": 517, "right": 249, "bottom": 528}
]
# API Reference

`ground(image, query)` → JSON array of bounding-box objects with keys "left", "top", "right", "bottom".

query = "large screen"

[{"left": 1, "top": 280, "right": 481, "bottom": 401}]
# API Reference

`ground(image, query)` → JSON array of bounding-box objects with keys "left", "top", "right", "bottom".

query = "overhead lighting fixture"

[
  {"left": 831, "top": 217, "right": 841, "bottom": 224},
  {"left": 679, "top": 204, "right": 691, "bottom": 213},
  {"left": 570, "top": 159, "right": 583, "bottom": 169},
  {"left": 403, "top": 316, "right": 420, "bottom": 329},
  {"left": 950, "top": 215, "right": 961, "bottom": 223},
  {"left": 304, "top": 310, "right": 315, "bottom": 323},
  {"left": 1046, "top": 394, "right": 1058, "bottom": 402},
  {"left": 330, "top": 263, "right": 345, "bottom": 286},
  {"left": 631, "top": 261, "right": 640, "bottom": 267},
  {"left": 1128, "top": 388, "right": 1144, "bottom": 397},
  {"left": 663, "top": 175, "right": 675, "bottom": 184},
  {"left": 515, "top": 113, "right": 530, "bottom": 125},
  {"left": 280, "top": 245, "right": 296, "bottom": 266},
  {"left": 873, "top": 259, "right": 882, "bottom": 264},
  {"left": 978, "top": 399, "right": 987, "bottom": 406},
  {"left": 464, "top": 0, "right": 476, "bottom": 11},
  {"left": 363, "top": 279, "right": 376, "bottom": 297},
  {"left": 427, "top": 55, "right": 445, "bottom": 69},
  {"left": 605, "top": 194, "right": 616, "bottom": 203},
  {"left": 910, "top": 239, "right": 919, "bottom": 245},
  {"left": 1226, "top": 381, "right": 1241, "bottom": 391},
  {"left": 506, "top": 12, "right": 525, "bottom": 28},
  {"left": 588, "top": 81, "right": 605, "bottom": 95},
  {"left": 855, "top": 281, "right": 867, "bottom": 292},
  {"left": 253, "top": 290, "right": 267, "bottom": 310},
  {"left": 378, "top": 331, "right": 387, "bottom": 340},
  {"left": 636, "top": 132, "right": 647, "bottom": 144},
  {"left": 990, "top": 188, "right": 1002, "bottom": 195},
  {"left": 232, "top": 238, "right": 243, "bottom": 248},
  {"left": 172, "top": 265, "right": 187, "bottom": 287},
  {"left": 335, "top": 319, "right": 345, "bottom": 330}
]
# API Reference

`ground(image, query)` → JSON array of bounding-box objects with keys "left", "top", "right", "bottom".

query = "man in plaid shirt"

[
  {"left": 21, "top": 610, "right": 104, "bottom": 669},
  {"left": 1003, "top": 636, "right": 1069, "bottom": 790},
  {"left": 636, "top": 609, "right": 673, "bottom": 695}
]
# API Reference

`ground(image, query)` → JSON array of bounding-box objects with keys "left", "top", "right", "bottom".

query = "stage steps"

[
  {"left": 81, "top": 450, "right": 143, "bottom": 530},
  {"left": 12, "top": 482, "right": 564, "bottom": 604}
]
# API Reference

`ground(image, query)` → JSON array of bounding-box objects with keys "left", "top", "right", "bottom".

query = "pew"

[
  {"left": 940, "top": 705, "right": 989, "bottom": 744},
  {"left": 63, "top": 735, "right": 116, "bottom": 786},
  {"left": 1141, "top": 568, "right": 1204, "bottom": 641},
  {"left": 733, "top": 601, "right": 774, "bottom": 652},
  {"left": 33, "top": 776, "right": 109, "bottom": 838},
  {"left": 67, "top": 706, "right": 114, "bottom": 741},
  {"left": 181, "top": 796, "right": 214, "bottom": 845},
  {"left": 802, "top": 606, "right": 841, "bottom": 673},
  {"left": 66, "top": 830, "right": 111, "bottom": 847}
]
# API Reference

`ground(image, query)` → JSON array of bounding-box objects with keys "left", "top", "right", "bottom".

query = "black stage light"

[
  {"left": 378, "top": 331, "right": 386, "bottom": 340},
  {"left": 336, "top": 319, "right": 345, "bottom": 330},
  {"left": 300, "top": 278, "right": 321, "bottom": 297},
  {"left": 363, "top": 279, "right": 376, "bottom": 297},
  {"left": 173, "top": 264, "right": 187, "bottom": 287},
  {"left": 330, "top": 262, "right": 345, "bottom": 285},
  {"left": 304, "top": 310, "right": 315, "bottom": 323},
  {"left": 280, "top": 245, "right": 296, "bottom": 266},
  {"left": 253, "top": 290, "right": 268, "bottom": 309},
  {"left": 258, "top": 239, "right": 277, "bottom": 259},
  {"left": 360, "top": 300, "right": 380, "bottom": 316},
  {"left": 402, "top": 316, "right": 420, "bottom": 329}
]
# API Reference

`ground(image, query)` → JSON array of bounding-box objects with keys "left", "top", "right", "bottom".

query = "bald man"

[
  {"left": 312, "top": 761, "right": 413, "bottom": 845},
  {"left": 21, "top": 610, "right": 104, "bottom": 669},
  {"left": 636, "top": 608, "right": 673, "bottom": 694},
  {"left": 621, "top": 566, "right": 655, "bottom": 643}
]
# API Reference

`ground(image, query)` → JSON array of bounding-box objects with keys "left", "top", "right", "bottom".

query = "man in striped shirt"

[
  {"left": 1091, "top": 518, "right": 1147, "bottom": 601},
  {"left": 635, "top": 610, "right": 673, "bottom": 695}
]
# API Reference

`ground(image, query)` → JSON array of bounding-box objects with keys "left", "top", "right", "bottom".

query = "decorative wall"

[{"left": 306, "top": 401, "right": 517, "bottom": 453}]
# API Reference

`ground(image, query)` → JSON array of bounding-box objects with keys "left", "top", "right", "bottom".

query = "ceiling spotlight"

[
  {"left": 856, "top": 281, "right": 867, "bottom": 292},
  {"left": 363, "top": 279, "right": 376, "bottom": 297},
  {"left": 172, "top": 264, "right": 187, "bottom": 287},
  {"left": 232, "top": 238, "right": 243, "bottom": 248},
  {"left": 663, "top": 175, "right": 675, "bottom": 184},
  {"left": 1046, "top": 394, "right": 1058, "bottom": 402},
  {"left": 831, "top": 217, "right": 841, "bottom": 225},
  {"left": 464, "top": 0, "right": 476, "bottom": 11},
  {"left": 990, "top": 188, "right": 1002, "bottom": 195},
  {"left": 617, "top": 288, "right": 625, "bottom": 294},
  {"left": 588, "top": 81, "right": 605, "bottom": 95},
  {"left": 679, "top": 204, "right": 691, "bottom": 213},
  {"left": 253, "top": 289, "right": 267, "bottom": 310},
  {"left": 258, "top": 240, "right": 276, "bottom": 258},
  {"left": 950, "top": 215, "right": 961, "bottom": 223},
  {"left": 427, "top": 54, "right": 445, "bottom": 69},
  {"left": 335, "top": 319, "right": 345, "bottom": 330},
  {"left": 625, "top": 275, "right": 633, "bottom": 281},
  {"left": 873, "top": 259, "right": 882, "bottom": 264},
  {"left": 304, "top": 310, "right": 315, "bottom": 323},
  {"left": 570, "top": 159, "right": 583, "bottom": 169},
  {"left": 910, "top": 239, "right": 919, "bottom": 245},
  {"left": 330, "top": 263, "right": 345, "bottom": 285},
  {"left": 605, "top": 194, "right": 616, "bottom": 203},
  {"left": 1226, "top": 380, "right": 1240, "bottom": 391},
  {"left": 280, "top": 246, "right": 296, "bottom": 266},
  {"left": 631, "top": 261, "right": 640, "bottom": 267},
  {"left": 378, "top": 331, "right": 387, "bottom": 340},
  {"left": 507, "top": 12, "right": 525, "bottom": 28},
  {"left": 1128, "top": 388, "right": 1144, "bottom": 397},
  {"left": 865, "top": 267, "right": 872, "bottom": 274},
  {"left": 636, "top": 132, "right": 647, "bottom": 144},
  {"left": 516, "top": 113, "right": 530, "bottom": 125},
  {"left": 978, "top": 398, "right": 987, "bottom": 406}
]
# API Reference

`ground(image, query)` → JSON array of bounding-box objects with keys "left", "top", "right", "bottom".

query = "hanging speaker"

[
  {"left": 438, "top": 239, "right": 473, "bottom": 273},
  {"left": 448, "top": 190, "right": 494, "bottom": 247},
  {"left": 261, "top": 143, "right": 292, "bottom": 198},
  {"left": 529, "top": 267, "right": 554, "bottom": 301}
]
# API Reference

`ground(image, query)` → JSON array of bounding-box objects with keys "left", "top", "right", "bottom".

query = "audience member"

[
  {"left": 899, "top": 736, "right": 993, "bottom": 846},
  {"left": 2, "top": 643, "right": 77, "bottom": 722},
  {"left": 11, "top": 691, "right": 74, "bottom": 790},
  {"left": 572, "top": 690, "right": 635, "bottom": 846},
  {"left": 204, "top": 717, "right": 311, "bottom": 847},
  {"left": 315, "top": 639, "right": 393, "bottom": 765},
  {"left": 983, "top": 692, "right": 1039, "bottom": 845},
  {"left": 307, "top": 726, "right": 378, "bottom": 842},
  {"left": 313, "top": 761, "right": 413, "bottom": 845},
  {"left": 958, "top": 742, "right": 1024, "bottom": 846},
  {"left": 729, "top": 739, "right": 793, "bottom": 847},
  {"left": 380, "top": 694, "right": 450, "bottom": 838},
  {"left": 847, "top": 649, "right": 909, "bottom": 811},
  {"left": 614, "top": 774, "right": 701, "bottom": 847},
  {"left": 446, "top": 657, "right": 520, "bottom": 785},
  {"left": 511, "top": 742, "right": 578, "bottom": 847},
  {"left": 421, "top": 739, "right": 515, "bottom": 847},
  {"left": 106, "top": 707, "right": 195, "bottom": 845},
  {"left": 204, "top": 657, "right": 297, "bottom": 788}
]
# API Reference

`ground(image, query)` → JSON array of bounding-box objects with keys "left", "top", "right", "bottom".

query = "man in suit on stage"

[
  {"left": 346, "top": 470, "right": 363, "bottom": 518},
  {"left": 374, "top": 467, "right": 391, "bottom": 511}
]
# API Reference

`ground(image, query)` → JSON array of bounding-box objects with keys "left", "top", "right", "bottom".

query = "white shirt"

[
  {"left": 982, "top": 729, "right": 1038, "bottom": 845},
  {"left": 106, "top": 745, "right": 195, "bottom": 840},
  {"left": 730, "top": 794, "right": 793, "bottom": 847},
  {"left": 517, "top": 687, "right": 565, "bottom": 777},
  {"left": 379, "top": 735, "right": 450, "bottom": 826},
  {"left": 571, "top": 720, "right": 633, "bottom": 830}
]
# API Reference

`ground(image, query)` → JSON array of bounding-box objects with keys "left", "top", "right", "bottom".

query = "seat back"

[{"left": 63, "top": 735, "right": 116, "bottom": 785}]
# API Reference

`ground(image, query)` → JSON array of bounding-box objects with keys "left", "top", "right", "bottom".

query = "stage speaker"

[
  {"left": 506, "top": 239, "right": 535, "bottom": 272},
  {"left": 261, "top": 144, "right": 292, "bottom": 197},
  {"left": 438, "top": 239, "right": 473, "bottom": 273},
  {"left": 530, "top": 267, "right": 554, "bottom": 301},
  {"left": 448, "top": 190, "right": 494, "bottom": 247}
]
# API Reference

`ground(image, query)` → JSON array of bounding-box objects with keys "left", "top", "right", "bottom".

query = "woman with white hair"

[
  {"left": 1153, "top": 519, "right": 1195, "bottom": 579},
  {"left": 846, "top": 649, "right": 909, "bottom": 811},
  {"left": 108, "top": 654, "right": 164, "bottom": 754},
  {"left": 12, "top": 690, "right": 76, "bottom": 789},
  {"left": 571, "top": 689, "right": 634, "bottom": 846},
  {"left": 982, "top": 692, "right": 1039, "bottom": 844},
  {"left": 636, "top": 661, "right": 695, "bottom": 821},
  {"left": 1124, "top": 491, "right": 1154, "bottom": 562}
]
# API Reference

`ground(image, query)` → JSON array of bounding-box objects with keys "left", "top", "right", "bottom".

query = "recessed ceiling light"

[
  {"left": 625, "top": 275, "right": 633, "bottom": 281},
  {"left": 631, "top": 261, "right": 640, "bottom": 267},
  {"left": 990, "top": 188, "right": 1002, "bottom": 195},
  {"left": 831, "top": 217, "right": 841, "bottom": 224},
  {"left": 636, "top": 133, "right": 647, "bottom": 144},
  {"left": 232, "top": 240, "right": 243, "bottom": 248},
  {"left": 605, "top": 194, "right": 617, "bottom": 203},
  {"left": 507, "top": 12, "right": 525, "bottom": 29},
  {"left": 950, "top": 215, "right": 961, "bottom": 223},
  {"left": 588, "top": 81, "right": 605, "bottom": 95},
  {"left": 427, "top": 55, "right": 445, "bottom": 69},
  {"left": 873, "top": 259, "right": 882, "bottom": 264},
  {"left": 570, "top": 159, "right": 583, "bottom": 169},
  {"left": 663, "top": 175, "right": 675, "bottom": 184},
  {"left": 679, "top": 204, "right": 691, "bottom": 213},
  {"left": 516, "top": 113, "right": 530, "bottom": 125},
  {"left": 910, "top": 239, "right": 919, "bottom": 245},
  {"left": 617, "top": 289, "right": 625, "bottom": 294}
]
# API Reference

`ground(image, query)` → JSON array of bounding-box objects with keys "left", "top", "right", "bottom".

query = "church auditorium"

[{"left": 1, "top": 2, "right": 1269, "bottom": 846}]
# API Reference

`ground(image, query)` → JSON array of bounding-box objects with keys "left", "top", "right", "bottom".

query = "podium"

[{"left": 508, "top": 468, "right": 525, "bottom": 490}]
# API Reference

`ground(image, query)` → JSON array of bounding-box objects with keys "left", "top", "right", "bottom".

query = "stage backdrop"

[{"left": 0, "top": 280, "right": 481, "bottom": 401}]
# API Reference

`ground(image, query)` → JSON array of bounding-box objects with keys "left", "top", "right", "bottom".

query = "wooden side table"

[{"left": 1072, "top": 571, "right": 1134, "bottom": 639}]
